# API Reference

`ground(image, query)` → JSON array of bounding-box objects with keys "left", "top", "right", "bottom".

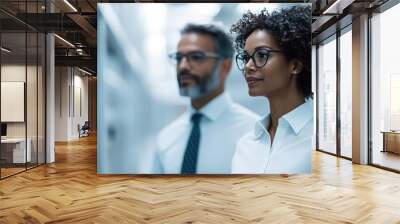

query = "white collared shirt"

[
  {"left": 153, "top": 92, "right": 259, "bottom": 174},
  {"left": 232, "top": 99, "right": 314, "bottom": 174}
]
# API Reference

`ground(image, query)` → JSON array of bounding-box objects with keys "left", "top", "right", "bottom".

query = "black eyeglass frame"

[{"left": 235, "top": 47, "right": 285, "bottom": 71}]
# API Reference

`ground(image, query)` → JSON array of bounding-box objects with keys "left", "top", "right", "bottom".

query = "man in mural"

[{"left": 153, "top": 23, "right": 259, "bottom": 174}]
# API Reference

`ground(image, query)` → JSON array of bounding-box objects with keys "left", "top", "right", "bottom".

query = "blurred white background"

[{"left": 97, "top": 3, "right": 305, "bottom": 174}]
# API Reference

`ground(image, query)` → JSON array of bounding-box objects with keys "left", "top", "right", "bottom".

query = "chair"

[{"left": 79, "top": 121, "right": 90, "bottom": 138}]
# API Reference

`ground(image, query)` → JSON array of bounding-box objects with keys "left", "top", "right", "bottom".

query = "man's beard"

[{"left": 177, "top": 64, "right": 221, "bottom": 100}]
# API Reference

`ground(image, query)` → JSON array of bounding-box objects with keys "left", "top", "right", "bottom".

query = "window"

[
  {"left": 370, "top": 2, "right": 400, "bottom": 171},
  {"left": 317, "top": 35, "right": 337, "bottom": 155},
  {"left": 339, "top": 27, "right": 352, "bottom": 158}
]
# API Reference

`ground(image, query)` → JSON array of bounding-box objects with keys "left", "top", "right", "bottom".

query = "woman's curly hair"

[{"left": 230, "top": 5, "right": 312, "bottom": 98}]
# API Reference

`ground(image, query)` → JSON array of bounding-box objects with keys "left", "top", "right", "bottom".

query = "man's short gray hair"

[{"left": 181, "top": 23, "right": 234, "bottom": 59}]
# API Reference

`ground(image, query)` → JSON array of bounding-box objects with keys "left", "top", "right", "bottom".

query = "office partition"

[{"left": 0, "top": 0, "right": 47, "bottom": 179}]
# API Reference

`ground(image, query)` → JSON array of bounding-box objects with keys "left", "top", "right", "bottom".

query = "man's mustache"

[{"left": 177, "top": 71, "right": 202, "bottom": 86}]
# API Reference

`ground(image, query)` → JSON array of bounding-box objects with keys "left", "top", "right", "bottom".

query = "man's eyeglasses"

[
  {"left": 168, "top": 51, "right": 220, "bottom": 66},
  {"left": 235, "top": 48, "right": 284, "bottom": 71}
]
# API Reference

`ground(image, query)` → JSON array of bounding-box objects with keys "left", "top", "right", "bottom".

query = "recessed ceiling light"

[
  {"left": 1, "top": 47, "right": 11, "bottom": 53},
  {"left": 54, "top": 34, "right": 75, "bottom": 48},
  {"left": 63, "top": 0, "right": 78, "bottom": 12},
  {"left": 322, "top": 0, "right": 354, "bottom": 15},
  {"left": 78, "top": 67, "right": 93, "bottom": 76}
]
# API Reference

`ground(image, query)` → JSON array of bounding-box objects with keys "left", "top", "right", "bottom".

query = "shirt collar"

[
  {"left": 254, "top": 115, "right": 270, "bottom": 139},
  {"left": 188, "top": 92, "right": 232, "bottom": 122},
  {"left": 253, "top": 98, "right": 314, "bottom": 139},
  {"left": 283, "top": 99, "right": 313, "bottom": 134}
]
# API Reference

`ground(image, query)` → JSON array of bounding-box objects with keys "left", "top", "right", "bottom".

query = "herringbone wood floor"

[{"left": 1, "top": 134, "right": 400, "bottom": 223}]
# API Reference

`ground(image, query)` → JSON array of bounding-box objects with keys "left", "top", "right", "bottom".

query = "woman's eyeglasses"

[{"left": 235, "top": 48, "right": 284, "bottom": 71}]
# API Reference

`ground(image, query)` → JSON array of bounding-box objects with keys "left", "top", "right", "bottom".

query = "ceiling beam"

[
  {"left": 67, "top": 13, "right": 97, "bottom": 45},
  {"left": 55, "top": 55, "right": 96, "bottom": 70}
]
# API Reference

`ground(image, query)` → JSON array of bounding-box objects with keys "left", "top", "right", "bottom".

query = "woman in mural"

[{"left": 230, "top": 5, "right": 314, "bottom": 173}]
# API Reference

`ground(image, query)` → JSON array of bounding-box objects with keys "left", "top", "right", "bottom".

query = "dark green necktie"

[{"left": 181, "top": 113, "right": 203, "bottom": 174}]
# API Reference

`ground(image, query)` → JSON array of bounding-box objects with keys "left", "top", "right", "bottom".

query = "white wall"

[
  {"left": 1, "top": 66, "right": 26, "bottom": 137},
  {"left": 55, "top": 66, "right": 69, "bottom": 141},
  {"left": 55, "top": 67, "right": 89, "bottom": 141},
  {"left": 1, "top": 65, "right": 40, "bottom": 137}
]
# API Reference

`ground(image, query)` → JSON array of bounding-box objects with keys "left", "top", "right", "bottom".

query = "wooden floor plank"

[{"left": 0, "top": 134, "right": 400, "bottom": 223}]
